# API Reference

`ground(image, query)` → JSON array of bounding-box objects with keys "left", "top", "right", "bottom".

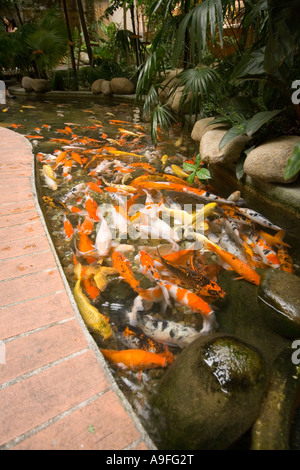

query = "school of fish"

[{"left": 15, "top": 109, "right": 295, "bottom": 374}]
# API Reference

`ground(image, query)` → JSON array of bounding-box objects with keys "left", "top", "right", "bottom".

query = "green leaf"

[
  {"left": 88, "top": 425, "right": 95, "bottom": 434},
  {"left": 194, "top": 153, "right": 202, "bottom": 167},
  {"left": 246, "top": 110, "right": 282, "bottom": 137},
  {"left": 219, "top": 125, "right": 245, "bottom": 150},
  {"left": 236, "top": 153, "right": 247, "bottom": 180},
  {"left": 183, "top": 162, "right": 197, "bottom": 172},
  {"left": 196, "top": 168, "right": 211, "bottom": 181},
  {"left": 187, "top": 171, "right": 196, "bottom": 184},
  {"left": 284, "top": 141, "right": 300, "bottom": 180}
]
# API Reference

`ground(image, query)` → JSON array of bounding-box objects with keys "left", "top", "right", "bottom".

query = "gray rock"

[
  {"left": 200, "top": 128, "right": 249, "bottom": 164},
  {"left": 150, "top": 333, "right": 268, "bottom": 449},
  {"left": 257, "top": 269, "right": 300, "bottom": 338},
  {"left": 31, "top": 79, "right": 51, "bottom": 93},
  {"left": 244, "top": 136, "right": 300, "bottom": 183},
  {"left": 101, "top": 80, "right": 113, "bottom": 96},
  {"left": 191, "top": 117, "right": 229, "bottom": 142},
  {"left": 158, "top": 69, "right": 183, "bottom": 103},
  {"left": 91, "top": 79, "right": 104, "bottom": 94},
  {"left": 21, "top": 76, "right": 33, "bottom": 92},
  {"left": 251, "top": 347, "right": 300, "bottom": 450},
  {"left": 110, "top": 77, "right": 135, "bottom": 95},
  {"left": 170, "top": 86, "right": 192, "bottom": 114},
  {"left": 79, "top": 52, "right": 90, "bottom": 65}
]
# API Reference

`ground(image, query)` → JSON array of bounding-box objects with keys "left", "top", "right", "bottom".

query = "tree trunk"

[
  {"left": 76, "top": 0, "right": 94, "bottom": 67},
  {"left": 62, "top": 0, "right": 78, "bottom": 87},
  {"left": 14, "top": 1, "right": 23, "bottom": 25},
  {"left": 129, "top": 2, "right": 140, "bottom": 69}
]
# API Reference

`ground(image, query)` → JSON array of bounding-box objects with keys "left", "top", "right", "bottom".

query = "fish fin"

[{"left": 233, "top": 276, "right": 244, "bottom": 281}]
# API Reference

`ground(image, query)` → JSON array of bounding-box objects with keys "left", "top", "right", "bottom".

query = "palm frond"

[{"left": 151, "top": 104, "right": 175, "bottom": 146}]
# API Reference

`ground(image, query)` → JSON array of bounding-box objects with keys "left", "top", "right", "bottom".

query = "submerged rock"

[
  {"left": 150, "top": 333, "right": 268, "bottom": 450},
  {"left": 101, "top": 80, "right": 113, "bottom": 96},
  {"left": 200, "top": 129, "right": 249, "bottom": 164},
  {"left": 244, "top": 136, "right": 300, "bottom": 183},
  {"left": 251, "top": 346, "right": 300, "bottom": 450},
  {"left": 257, "top": 269, "right": 300, "bottom": 338}
]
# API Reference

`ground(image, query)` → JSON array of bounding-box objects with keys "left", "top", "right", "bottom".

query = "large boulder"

[
  {"left": 31, "top": 79, "right": 51, "bottom": 94},
  {"left": 110, "top": 77, "right": 135, "bottom": 95},
  {"left": 150, "top": 333, "right": 268, "bottom": 450},
  {"left": 101, "top": 80, "right": 113, "bottom": 96},
  {"left": 243, "top": 136, "right": 300, "bottom": 183},
  {"left": 21, "top": 76, "right": 33, "bottom": 92},
  {"left": 257, "top": 269, "right": 300, "bottom": 338},
  {"left": 91, "top": 79, "right": 104, "bottom": 94},
  {"left": 200, "top": 128, "right": 249, "bottom": 164},
  {"left": 79, "top": 52, "right": 90, "bottom": 65},
  {"left": 191, "top": 117, "right": 229, "bottom": 142}
]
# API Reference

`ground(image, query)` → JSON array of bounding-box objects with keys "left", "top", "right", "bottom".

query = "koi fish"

[
  {"left": 100, "top": 348, "right": 169, "bottom": 370},
  {"left": 196, "top": 233, "right": 261, "bottom": 285},
  {"left": 93, "top": 266, "right": 118, "bottom": 292},
  {"left": 235, "top": 207, "right": 282, "bottom": 231},
  {"left": 84, "top": 191, "right": 99, "bottom": 221},
  {"left": 118, "top": 128, "right": 145, "bottom": 137},
  {"left": 73, "top": 279, "right": 113, "bottom": 338},
  {"left": 132, "top": 181, "right": 234, "bottom": 204},
  {"left": 42, "top": 165, "right": 58, "bottom": 191},
  {"left": 25, "top": 135, "right": 44, "bottom": 139},
  {"left": 117, "top": 324, "right": 174, "bottom": 363},
  {"left": 76, "top": 222, "right": 96, "bottom": 264},
  {"left": 171, "top": 164, "right": 190, "bottom": 178},
  {"left": 277, "top": 246, "right": 294, "bottom": 273},
  {"left": 158, "top": 249, "right": 226, "bottom": 299},
  {"left": 135, "top": 314, "right": 202, "bottom": 349},
  {"left": 111, "top": 251, "right": 141, "bottom": 292},
  {"left": 139, "top": 250, "right": 214, "bottom": 318},
  {"left": 258, "top": 229, "right": 290, "bottom": 248},
  {"left": 63, "top": 215, "right": 74, "bottom": 239},
  {"left": 250, "top": 233, "right": 280, "bottom": 268},
  {"left": 42, "top": 196, "right": 69, "bottom": 213},
  {"left": 70, "top": 152, "right": 83, "bottom": 166},
  {"left": 94, "top": 212, "right": 112, "bottom": 257}
]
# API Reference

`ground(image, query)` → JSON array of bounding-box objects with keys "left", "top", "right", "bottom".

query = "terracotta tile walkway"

[{"left": 0, "top": 128, "right": 155, "bottom": 450}]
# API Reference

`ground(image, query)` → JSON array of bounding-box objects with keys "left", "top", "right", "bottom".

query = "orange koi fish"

[
  {"left": 100, "top": 348, "right": 169, "bottom": 370},
  {"left": 118, "top": 324, "right": 174, "bottom": 364},
  {"left": 111, "top": 251, "right": 141, "bottom": 292},
  {"left": 277, "top": 246, "right": 294, "bottom": 273},
  {"left": 86, "top": 181, "right": 103, "bottom": 194},
  {"left": 77, "top": 222, "right": 97, "bottom": 264},
  {"left": 63, "top": 215, "right": 74, "bottom": 239},
  {"left": 250, "top": 233, "right": 280, "bottom": 268},
  {"left": 82, "top": 277, "right": 100, "bottom": 301},
  {"left": 84, "top": 192, "right": 99, "bottom": 222},
  {"left": 70, "top": 152, "right": 83, "bottom": 166},
  {"left": 258, "top": 229, "right": 290, "bottom": 248},
  {"left": 139, "top": 251, "right": 213, "bottom": 317},
  {"left": 197, "top": 234, "right": 260, "bottom": 286},
  {"left": 158, "top": 250, "right": 226, "bottom": 299},
  {"left": 55, "top": 150, "right": 68, "bottom": 168},
  {"left": 132, "top": 180, "right": 231, "bottom": 204},
  {"left": 62, "top": 159, "right": 73, "bottom": 179},
  {"left": 25, "top": 135, "right": 44, "bottom": 139}
]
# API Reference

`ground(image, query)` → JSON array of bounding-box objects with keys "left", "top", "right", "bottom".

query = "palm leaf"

[{"left": 151, "top": 104, "right": 175, "bottom": 145}]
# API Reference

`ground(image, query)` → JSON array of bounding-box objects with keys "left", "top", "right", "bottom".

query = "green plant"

[
  {"left": 284, "top": 141, "right": 300, "bottom": 181},
  {"left": 183, "top": 153, "right": 211, "bottom": 184}
]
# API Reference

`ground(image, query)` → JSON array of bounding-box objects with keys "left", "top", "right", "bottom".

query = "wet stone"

[
  {"left": 257, "top": 269, "right": 300, "bottom": 338},
  {"left": 150, "top": 333, "right": 268, "bottom": 450}
]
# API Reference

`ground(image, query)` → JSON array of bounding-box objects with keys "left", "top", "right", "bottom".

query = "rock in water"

[
  {"left": 150, "top": 333, "right": 268, "bottom": 450},
  {"left": 257, "top": 269, "right": 300, "bottom": 338},
  {"left": 251, "top": 347, "right": 300, "bottom": 450}
]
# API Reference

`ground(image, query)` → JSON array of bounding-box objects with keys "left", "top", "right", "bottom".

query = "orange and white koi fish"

[
  {"left": 250, "top": 233, "right": 280, "bottom": 268},
  {"left": 196, "top": 234, "right": 261, "bottom": 285},
  {"left": 100, "top": 348, "right": 169, "bottom": 370},
  {"left": 42, "top": 165, "right": 58, "bottom": 190},
  {"left": 258, "top": 229, "right": 290, "bottom": 248}
]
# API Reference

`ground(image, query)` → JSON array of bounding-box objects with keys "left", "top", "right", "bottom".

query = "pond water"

[{"left": 1, "top": 96, "right": 300, "bottom": 450}]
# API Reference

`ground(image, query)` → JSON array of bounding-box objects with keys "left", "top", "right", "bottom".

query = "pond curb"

[{"left": 0, "top": 127, "right": 156, "bottom": 450}]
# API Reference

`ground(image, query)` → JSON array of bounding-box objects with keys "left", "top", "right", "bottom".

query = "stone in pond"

[
  {"left": 21, "top": 76, "right": 33, "bottom": 92},
  {"left": 31, "top": 79, "right": 51, "bottom": 94},
  {"left": 110, "top": 77, "right": 135, "bottom": 95},
  {"left": 150, "top": 333, "right": 268, "bottom": 450},
  {"left": 91, "top": 79, "right": 104, "bottom": 94},
  {"left": 257, "top": 269, "right": 300, "bottom": 338}
]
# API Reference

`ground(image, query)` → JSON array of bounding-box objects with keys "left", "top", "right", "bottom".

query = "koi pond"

[{"left": 2, "top": 95, "right": 300, "bottom": 450}]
